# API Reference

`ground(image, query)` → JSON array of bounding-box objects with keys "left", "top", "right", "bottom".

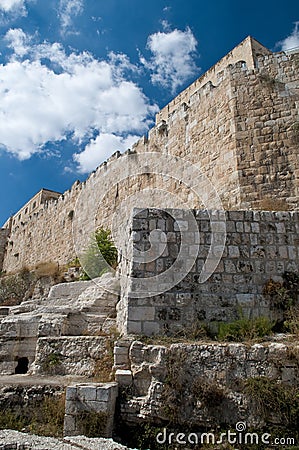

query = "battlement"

[
  {"left": 4, "top": 189, "right": 62, "bottom": 232},
  {"left": 155, "top": 36, "right": 271, "bottom": 124}
]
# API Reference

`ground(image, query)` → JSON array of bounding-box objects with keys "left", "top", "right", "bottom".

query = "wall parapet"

[{"left": 155, "top": 35, "right": 272, "bottom": 124}]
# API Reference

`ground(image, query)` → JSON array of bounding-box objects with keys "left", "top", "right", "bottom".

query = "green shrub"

[
  {"left": 80, "top": 228, "right": 118, "bottom": 280},
  {"left": 218, "top": 316, "right": 273, "bottom": 342},
  {"left": 41, "top": 352, "right": 63, "bottom": 375}
]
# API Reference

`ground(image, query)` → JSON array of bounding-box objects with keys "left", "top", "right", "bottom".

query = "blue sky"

[{"left": 0, "top": 0, "right": 298, "bottom": 225}]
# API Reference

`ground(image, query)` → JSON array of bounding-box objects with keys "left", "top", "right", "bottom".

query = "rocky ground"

[{"left": 0, "top": 430, "right": 135, "bottom": 449}]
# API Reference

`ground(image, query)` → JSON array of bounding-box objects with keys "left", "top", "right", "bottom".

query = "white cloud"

[
  {"left": 0, "top": 0, "right": 27, "bottom": 20},
  {"left": 279, "top": 22, "right": 299, "bottom": 51},
  {"left": 140, "top": 27, "right": 199, "bottom": 93},
  {"left": 73, "top": 133, "right": 139, "bottom": 173},
  {"left": 58, "top": 0, "right": 83, "bottom": 34},
  {"left": 0, "top": 0, "right": 24, "bottom": 12},
  {"left": 5, "top": 28, "right": 31, "bottom": 56},
  {"left": 161, "top": 20, "right": 171, "bottom": 31},
  {"left": 0, "top": 29, "right": 158, "bottom": 171}
]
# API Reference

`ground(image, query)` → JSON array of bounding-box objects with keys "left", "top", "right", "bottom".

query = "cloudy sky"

[{"left": 0, "top": 0, "right": 298, "bottom": 225}]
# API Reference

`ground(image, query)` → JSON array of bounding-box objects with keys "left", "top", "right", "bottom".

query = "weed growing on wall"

[
  {"left": 160, "top": 349, "right": 226, "bottom": 426},
  {"left": 0, "top": 262, "right": 69, "bottom": 306},
  {"left": 29, "top": 394, "right": 66, "bottom": 437},
  {"left": 263, "top": 271, "right": 299, "bottom": 311},
  {"left": 80, "top": 228, "right": 118, "bottom": 280},
  {"left": 245, "top": 377, "right": 299, "bottom": 434},
  {"left": 77, "top": 410, "right": 108, "bottom": 437},
  {"left": 0, "top": 393, "right": 65, "bottom": 437},
  {"left": 284, "top": 305, "right": 299, "bottom": 337},
  {"left": 92, "top": 328, "right": 119, "bottom": 381},
  {"left": 41, "top": 352, "right": 63, "bottom": 375}
]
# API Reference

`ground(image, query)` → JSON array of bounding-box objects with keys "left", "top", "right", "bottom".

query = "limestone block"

[
  {"left": 114, "top": 346, "right": 129, "bottom": 366},
  {"left": 64, "top": 382, "right": 118, "bottom": 438},
  {"left": 63, "top": 414, "right": 76, "bottom": 434},
  {"left": 66, "top": 386, "right": 78, "bottom": 401},
  {"left": 115, "top": 369, "right": 133, "bottom": 386},
  {"left": 128, "top": 307, "right": 155, "bottom": 322},
  {"left": 143, "top": 321, "right": 160, "bottom": 336}
]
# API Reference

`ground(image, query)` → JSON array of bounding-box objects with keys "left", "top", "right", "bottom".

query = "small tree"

[{"left": 80, "top": 228, "right": 118, "bottom": 280}]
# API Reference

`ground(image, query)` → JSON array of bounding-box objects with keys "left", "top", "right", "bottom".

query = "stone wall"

[
  {"left": 33, "top": 336, "right": 110, "bottom": 377},
  {"left": 2, "top": 181, "right": 81, "bottom": 273},
  {"left": 0, "top": 273, "right": 118, "bottom": 375},
  {"left": 118, "top": 208, "right": 299, "bottom": 336},
  {"left": 233, "top": 51, "right": 299, "bottom": 210},
  {"left": 118, "top": 339, "right": 299, "bottom": 432},
  {"left": 64, "top": 382, "right": 118, "bottom": 438},
  {"left": 155, "top": 36, "right": 271, "bottom": 123},
  {"left": 1, "top": 38, "right": 298, "bottom": 274},
  {"left": 0, "top": 229, "right": 9, "bottom": 272}
]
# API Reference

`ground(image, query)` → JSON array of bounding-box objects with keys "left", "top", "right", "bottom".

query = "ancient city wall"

[
  {"left": 1, "top": 181, "right": 81, "bottom": 273},
  {"left": 6, "top": 189, "right": 62, "bottom": 231},
  {"left": 0, "top": 57, "right": 243, "bottom": 274},
  {"left": 233, "top": 51, "right": 299, "bottom": 210},
  {"left": 118, "top": 208, "right": 299, "bottom": 336},
  {"left": 1, "top": 40, "right": 298, "bottom": 274}
]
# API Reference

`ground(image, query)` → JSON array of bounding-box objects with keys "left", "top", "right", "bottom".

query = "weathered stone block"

[
  {"left": 128, "top": 307, "right": 155, "bottom": 321},
  {"left": 63, "top": 414, "right": 76, "bottom": 435},
  {"left": 143, "top": 321, "right": 160, "bottom": 335},
  {"left": 115, "top": 369, "right": 133, "bottom": 386}
]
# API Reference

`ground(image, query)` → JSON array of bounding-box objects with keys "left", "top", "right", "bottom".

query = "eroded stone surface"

[
  {"left": 0, "top": 273, "right": 119, "bottom": 375},
  {"left": 121, "top": 339, "right": 299, "bottom": 428}
]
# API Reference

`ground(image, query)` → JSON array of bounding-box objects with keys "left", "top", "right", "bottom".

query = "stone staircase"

[{"left": 0, "top": 273, "right": 120, "bottom": 375}]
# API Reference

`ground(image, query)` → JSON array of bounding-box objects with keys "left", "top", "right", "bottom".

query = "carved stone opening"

[{"left": 15, "top": 357, "right": 29, "bottom": 374}]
